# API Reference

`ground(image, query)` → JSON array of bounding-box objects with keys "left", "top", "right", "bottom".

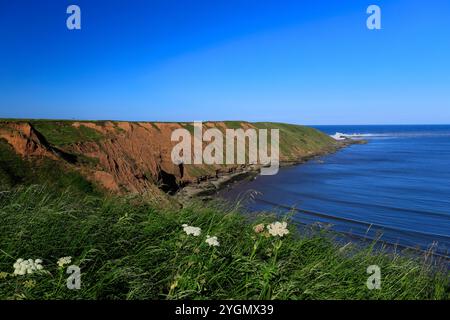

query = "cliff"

[{"left": 0, "top": 120, "right": 339, "bottom": 195}]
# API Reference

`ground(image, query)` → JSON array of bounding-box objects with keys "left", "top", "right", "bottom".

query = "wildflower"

[
  {"left": 205, "top": 235, "right": 220, "bottom": 247},
  {"left": 182, "top": 224, "right": 201, "bottom": 236},
  {"left": 0, "top": 272, "right": 9, "bottom": 279},
  {"left": 57, "top": 256, "right": 72, "bottom": 268},
  {"left": 267, "top": 221, "right": 289, "bottom": 237},
  {"left": 253, "top": 223, "right": 265, "bottom": 234},
  {"left": 13, "top": 258, "right": 44, "bottom": 276}
]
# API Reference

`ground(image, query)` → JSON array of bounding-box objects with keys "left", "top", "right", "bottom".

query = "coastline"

[
  {"left": 175, "top": 138, "right": 366, "bottom": 203},
  {"left": 177, "top": 132, "right": 450, "bottom": 269}
]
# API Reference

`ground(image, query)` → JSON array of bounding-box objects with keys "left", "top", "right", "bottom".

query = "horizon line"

[{"left": 1, "top": 117, "right": 450, "bottom": 127}]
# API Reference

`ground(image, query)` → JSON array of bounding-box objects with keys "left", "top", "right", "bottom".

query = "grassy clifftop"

[{"left": 0, "top": 120, "right": 339, "bottom": 194}]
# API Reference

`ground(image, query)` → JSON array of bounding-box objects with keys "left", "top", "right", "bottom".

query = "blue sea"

[{"left": 219, "top": 125, "right": 450, "bottom": 258}]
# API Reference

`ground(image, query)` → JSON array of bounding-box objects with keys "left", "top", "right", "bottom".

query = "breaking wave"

[{"left": 331, "top": 131, "right": 450, "bottom": 140}]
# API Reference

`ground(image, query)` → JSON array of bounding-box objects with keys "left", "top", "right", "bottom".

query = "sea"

[{"left": 219, "top": 125, "right": 450, "bottom": 259}]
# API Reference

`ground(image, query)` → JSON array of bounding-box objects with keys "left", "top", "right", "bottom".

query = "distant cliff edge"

[{"left": 0, "top": 120, "right": 344, "bottom": 196}]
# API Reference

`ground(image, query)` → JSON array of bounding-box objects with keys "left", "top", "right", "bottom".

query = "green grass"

[
  {"left": 180, "top": 123, "right": 195, "bottom": 135},
  {"left": 31, "top": 121, "right": 104, "bottom": 146},
  {"left": 223, "top": 121, "right": 244, "bottom": 130},
  {"left": 185, "top": 164, "right": 217, "bottom": 177},
  {"left": 254, "top": 122, "right": 338, "bottom": 160},
  {"left": 0, "top": 139, "right": 32, "bottom": 189},
  {"left": 0, "top": 139, "right": 98, "bottom": 195},
  {"left": 0, "top": 186, "right": 447, "bottom": 300}
]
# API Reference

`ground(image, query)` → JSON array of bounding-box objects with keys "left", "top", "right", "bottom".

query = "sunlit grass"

[{"left": 0, "top": 186, "right": 447, "bottom": 300}]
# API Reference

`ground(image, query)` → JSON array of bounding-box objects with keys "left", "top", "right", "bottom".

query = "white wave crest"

[{"left": 330, "top": 131, "right": 450, "bottom": 140}]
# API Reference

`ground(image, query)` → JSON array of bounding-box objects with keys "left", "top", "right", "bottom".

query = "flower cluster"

[
  {"left": 180, "top": 220, "right": 289, "bottom": 250},
  {"left": 13, "top": 258, "right": 44, "bottom": 276},
  {"left": 205, "top": 235, "right": 220, "bottom": 247},
  {"left": 253, "top": 221, "right": 290, "bottom": 237},
  {"left": 267, "top": 221, "right": 289, "bottom": 237},
  {"left": 181, "top": 224, "right": 220, "bottom": 247},
  {"left": 57, "top": 256, "right": 72, "bottom": 268},
  {"left": 182, "top": 224, "right": 202, "bottom": 236}
]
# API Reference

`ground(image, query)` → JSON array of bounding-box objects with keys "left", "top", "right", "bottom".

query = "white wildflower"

[
  {"left": 267, "top": 221, "right": 289, "bottom": 237},
  {"left": 182, "top": 224, "right": 201, "bottom": 237},
  {"left": 205, "top": 235, "right": 220, "bottom": 247},
  {"left": 57, "top": 256, "right": 72, "bottom": 268},
  {"left": 13, "top": 258, "right": 44, "bottom": 276}
]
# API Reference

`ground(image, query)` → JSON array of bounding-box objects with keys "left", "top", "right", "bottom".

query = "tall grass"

[{"left": 0, "top": 186, "right": 448, "bottom": 300}]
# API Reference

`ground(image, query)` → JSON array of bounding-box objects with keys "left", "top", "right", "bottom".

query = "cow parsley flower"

[
  {"left": 13, "top": 258, "right": 44, "bottom": 276},
  {"left": 182, "top": 224, "right": 201, "bottom": 236},
  {"left": 267, "top": 221, "right": 289, "bottom": 237},
  {"left": 57, "top": 256, "right": 72, "bottom": 268},
  {"left": 253, "top": 223, "right": 265, "bottom": 234},
  {"left": 205, "top": 235, "right": 220, "bottom": 247}
]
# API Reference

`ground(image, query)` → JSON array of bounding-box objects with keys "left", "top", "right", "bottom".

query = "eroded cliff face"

[
  {"left": 0, "top": 121, "right": 337, "bottom": 194},
  {"left": 0, "top": 122, "right": 56, "bottom": 158}
]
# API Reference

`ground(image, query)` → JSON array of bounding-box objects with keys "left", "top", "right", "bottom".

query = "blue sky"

[{"left": 0, "top": 0, "right": 449, "bottom": 124}]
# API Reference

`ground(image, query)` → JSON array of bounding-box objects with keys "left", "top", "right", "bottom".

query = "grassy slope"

[
  {"left": 254, "top": 122, "right": 337, "bottom": 160},
  {"left": 0, "top": 186, "right": 447, "bottom": 300},
  {"left": 0, "top": 139, "right": 97, "bottom": 194},
  {"left": 30, "top": 121, "right": 106, "bottom": 146},
  {"left": 0, "top": 119, "right": 108, "bottom": 142}
]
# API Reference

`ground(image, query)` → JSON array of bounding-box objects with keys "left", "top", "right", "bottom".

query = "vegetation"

[
  {"left": 223, "top": 121, "right": 244, "bottom": 130},
  {"left": 254, "top": 122, "right": 338, "bottom": 160},
  {"left": 31, "top": 121, "right": 104, "bottom": 146},
  {"left": 0, "top": 139, "right": 98, "bottom": 194},
  {"left": 0, "top": 185, "right": 448, "bottom": 300}
]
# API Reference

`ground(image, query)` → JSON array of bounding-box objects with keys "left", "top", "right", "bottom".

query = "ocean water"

[{"left": 219, "top": 125, "right": 450, "bottom": 258}]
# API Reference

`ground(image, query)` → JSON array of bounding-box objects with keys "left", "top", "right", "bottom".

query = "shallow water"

[{"left": 219, "top": 125, "right": 450, "bottom": 258}]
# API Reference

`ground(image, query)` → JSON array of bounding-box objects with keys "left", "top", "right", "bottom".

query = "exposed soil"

[{"left": 0, "top": 120, "right": 355, "bottom": 197}]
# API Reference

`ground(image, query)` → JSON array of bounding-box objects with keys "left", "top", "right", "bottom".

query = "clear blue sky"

[{"left": 0, "top": 0, "right": 449, "bottom": 124}]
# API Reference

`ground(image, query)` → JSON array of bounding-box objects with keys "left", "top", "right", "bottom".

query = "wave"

[
  {"left": 255, "top": 198, "right": 450, "bottom": 240},
  {"left": 278, "top": 188, "right": 450, "bottom": 221},
  {"left": 330, "top": 131, "right": 450, "bottom": 140}
]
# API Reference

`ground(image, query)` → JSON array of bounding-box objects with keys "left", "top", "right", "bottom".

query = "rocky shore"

[{"left": 176, "top": 138, "right": 367, "bottom": 203}]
